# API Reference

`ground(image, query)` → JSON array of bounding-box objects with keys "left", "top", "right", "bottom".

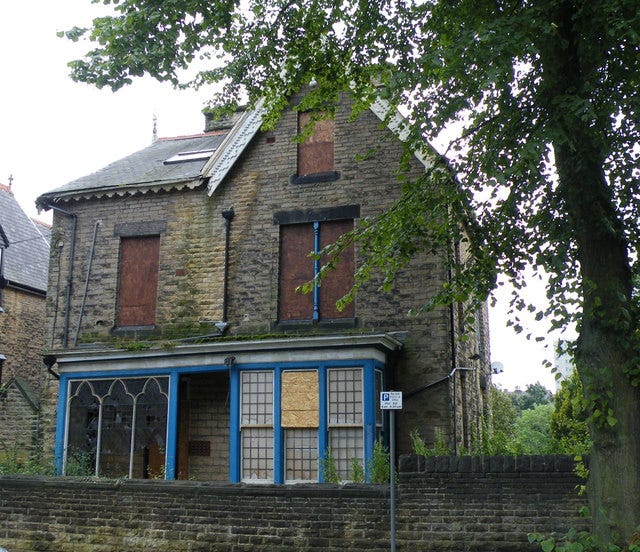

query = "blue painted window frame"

[{"left": 55, "top": 359, "right": 387, "bottom": 483}]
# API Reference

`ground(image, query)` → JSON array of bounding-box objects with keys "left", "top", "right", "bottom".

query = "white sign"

[{"left": 380, "top": 391, "right": 403, "bottom": 410}]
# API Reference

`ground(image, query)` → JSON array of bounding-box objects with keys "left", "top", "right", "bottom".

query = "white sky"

[{"left": 0, "top": 1, "right": 560, "bottom": 391}]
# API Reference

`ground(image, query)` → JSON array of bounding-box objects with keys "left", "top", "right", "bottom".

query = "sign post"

[{"left": 380, "top": 391, "right": 402, "bottom": 552}]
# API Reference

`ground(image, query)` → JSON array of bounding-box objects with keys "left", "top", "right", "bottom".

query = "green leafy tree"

[
  {"left": 491, "top": 385, "right": 519, "bottom": 437},
  {"left": 551, "top": 370, "right": 592, "bottom": 456},
  {"left": 509, "top": 382, "right": 554, "bottom": 414},
  {"left": 511, "top": 403, "right": 560, "bottom": 455},
  {"left": 63, "top": 0, "right": 640, "bottom": 542},
  {"left": 482, "top": 385, "right": 518, "bottom": 454}
]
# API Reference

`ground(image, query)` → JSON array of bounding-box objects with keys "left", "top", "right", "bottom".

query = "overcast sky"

[{"left": 0, "top": 1, "right": 561, "bottom": 390}]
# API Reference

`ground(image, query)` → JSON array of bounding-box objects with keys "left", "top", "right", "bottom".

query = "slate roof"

[
  {"left": 35, "top": 98, "right": 438, "bottom": 208},
  {"left": 0, "top": 185, "right": 50, "bottom": 293},
  {"left": 36, "top": 132, "right": 229, "bottom": 207}
]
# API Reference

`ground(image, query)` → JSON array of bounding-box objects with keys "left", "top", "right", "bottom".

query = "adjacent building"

[
  {"left": 0, "top": 183, "right": 50, "bottom": 457},
  {"left": 37, "top": 92, "right": 490, "bottom": 482}
]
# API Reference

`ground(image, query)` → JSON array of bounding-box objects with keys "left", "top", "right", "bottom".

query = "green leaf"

[{"left": 541, "top": 538, "right": 556, "bottom": 552}]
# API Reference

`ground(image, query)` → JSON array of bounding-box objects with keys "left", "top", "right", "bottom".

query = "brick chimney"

[{"left": 204, "top": 108, "right": 245, "bottom": 132}]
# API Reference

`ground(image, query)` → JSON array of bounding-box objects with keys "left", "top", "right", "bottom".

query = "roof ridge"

[
  {"left": 157, "top": 130, "right": 228, "bottom": 142},
  {"left": 0, "top": 183, "right": 13, "bottom": 194},
  {"left": 31, "top": 218, "right": 52, "bottom": 229}
]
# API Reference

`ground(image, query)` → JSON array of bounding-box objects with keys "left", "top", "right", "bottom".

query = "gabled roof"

[
  {"left": 36, "top": 97, "right": 439, "bottom": 208},
  {"left": 36, "top": 132, "right": 229, "bottom": 207},
  {"left": 0, "top": 185, "right": 50, "bottom": 293}
]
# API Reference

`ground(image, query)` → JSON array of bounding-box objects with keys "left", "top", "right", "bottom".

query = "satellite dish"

[{"left": 491, "top": 361, "right": 504, "bottom": 374}]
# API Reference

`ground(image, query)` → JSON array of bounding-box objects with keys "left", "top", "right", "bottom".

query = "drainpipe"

[
  {"left": 449, "top": 241, "right": 460, "bottom": 454},
  {"left": 47, "top": 205, "right": 77, "bottom": 348},
  {"left": 220, "top": 208, "right": 234, "bottom": 327}
]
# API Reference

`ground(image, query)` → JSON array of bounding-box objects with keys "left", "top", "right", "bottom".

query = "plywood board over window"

[
  {"left": 117, "top": 235, "right": 160, "bottom": 327},
  {"left": 298, "top": 112, "right": 334, "bottom": 176},
  {"left": 279, "top": 224, "right": 314, "bottom": 321},
  {"left": 281, "top": 371, "right": 319, "bottom": 428},
  {"left": 319, "top": 219, "right": 355, "bottom": 319}
]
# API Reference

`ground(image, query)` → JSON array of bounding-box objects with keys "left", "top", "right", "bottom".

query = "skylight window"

[{"left": 164, "top": 149, "right": 215, "bottom": 164}]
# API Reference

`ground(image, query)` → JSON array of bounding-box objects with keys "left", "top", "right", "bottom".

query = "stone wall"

[
  {"left": 0, "top": 287, "right": 47, "bottom": 394},
  {"left": 0, "top": 285, "right": 48, "bottom": 460},
  {"left": 0, "top": 455, "right": 588, "bottom": 551},
  {"left": 185, "top": 372, "right": 230, "bottom": 481},
  {"left": 0, "top": 381, "right": 39, "bottom": 459}
]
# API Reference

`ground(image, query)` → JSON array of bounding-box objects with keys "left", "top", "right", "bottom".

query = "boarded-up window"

[
  {"left": 298, "top": 112, "right": 334, "bottom": 176},
  {"left": 279, "top": 224, "right": 315, "bottom": 321},
  {"left": 278, "top": 220, "right": 354, "bottom": 322},
  {"left": 281, "top": 371, "right": 319, "bottom": 428},
  {"left": 117, "top": 236, "right": 160, "bottom": 327},
  {"left": 319, "top": 219, "right": 355, "bottom": 319}
]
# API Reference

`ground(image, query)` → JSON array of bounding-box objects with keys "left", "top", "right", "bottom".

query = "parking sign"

[{"left": 380, "top": 391, "right": 403, "bottom": 410}]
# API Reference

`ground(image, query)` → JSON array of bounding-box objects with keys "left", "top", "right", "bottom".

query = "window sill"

[
  {"left": 290, "top": 171, "right": 340, "bottom": 185},
  {"left": 273, "top": 318, "right": 358, "bottom": 331},
  {"left": 111, "top": 325, "right": 158, "bottom": 337}
]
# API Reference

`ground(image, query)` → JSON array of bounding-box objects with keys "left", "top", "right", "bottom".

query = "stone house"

[
  {"left": 0, "top": 183, "right": 51, "bottom": 458},
  {"left": 36, "top": 92, "right": 490, "bottom": 482}
]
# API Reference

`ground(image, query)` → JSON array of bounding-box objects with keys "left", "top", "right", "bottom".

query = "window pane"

[
  {"left": 329, "top": 427, "right": 363, "bottom": 481},
  {"left": 118, "top": 235, "right": 160, "bottom": 326},
  {"left": 241, "top": 371, "right": 274, "bottom": 481},
  {"left": 328, "top": 368, "right": 362, "bottom": 425},
  {"left": 98, "top": 380, "right": 134, "bottom": 478},
  {"left": 133, "top": 378, "right": 168, "bottom": 479},
  {"left": 241, "top": 371, "right": 273, "bottom": 425},
  {"left": 66, "top": 381, "right": 99, "bottom": 476},
  {"left": 375, "top": 370, "right": 383, "bottom": 427},
  {"left": 242, "top": 427, "right": 274, "bottom": 481},
  {"left": 285, "top": 428, "right": 318, "bottom": 481}
]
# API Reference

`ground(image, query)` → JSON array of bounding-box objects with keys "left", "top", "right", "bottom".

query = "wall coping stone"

[
  {"left": 398, "top": 453, "right": 581, "bottom": 474},
  {"left": 0, "top": 475, "right": 389, "bottom": 499}
]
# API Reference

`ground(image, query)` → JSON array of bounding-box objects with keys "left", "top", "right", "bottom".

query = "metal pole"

[{"left": 390, "top": 409, "right": 396, "bottom": 552}]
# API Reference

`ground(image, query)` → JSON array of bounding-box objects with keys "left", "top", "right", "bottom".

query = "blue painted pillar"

[
  {"left": 318, "top": 365, "right": 328, "bottom": 482},
  {"left": 54, "top": 376, "right": 69, "bottom": 475},
  {"left": 363, "top": 362, "right": 376, "bottom": 482},
  {"left": 273, "top": 367, "right": 283, "bottom": 483},
  {"left": 164, "top": 372, "right": 180, "bottom": 480},
  {"left": 229, "top": 365, "right": 241, "bottom": 482}
]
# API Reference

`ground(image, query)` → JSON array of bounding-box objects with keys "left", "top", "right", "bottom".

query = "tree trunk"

[
  {"left": 540, "top": 1, "right": 640, "bottom": 544},
  {"left": 554, "top": 103, "right": 640, "bottom": 547}
]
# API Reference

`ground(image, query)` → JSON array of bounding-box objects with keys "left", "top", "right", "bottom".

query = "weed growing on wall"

[
  {"left": 368, "top": 441, "right": 395, "bottom": 484},
  {"left": 350, "top": 457, "right": 365, "bottom": 483},
  {"left": 64, "top": 450, "right": 95, "bottom": 477},
  {"left": 0, "top": 443, "right": 54, "bottom": 476},
  {"left": 320, "top": 448, "right": 340, "bottom": 483},
  {"left": 410, "top": 428, "right": 451, "bottom": 457}
]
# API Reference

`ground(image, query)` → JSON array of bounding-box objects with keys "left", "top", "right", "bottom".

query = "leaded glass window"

[{"left": 64, "top": 376, "right": 169, "bottom": 478}]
